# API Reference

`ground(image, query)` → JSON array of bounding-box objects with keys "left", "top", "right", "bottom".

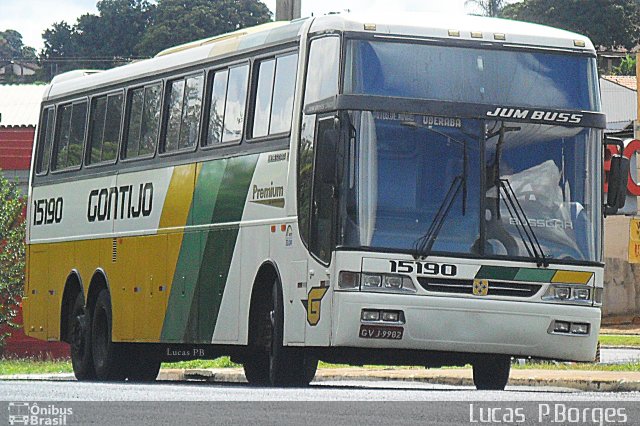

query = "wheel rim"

[
  {"left": 70, "top": 315, "right": 84, "bottom": 353},
  {"left": 93, "top": 306, "right": 108, "bottom": 368}
]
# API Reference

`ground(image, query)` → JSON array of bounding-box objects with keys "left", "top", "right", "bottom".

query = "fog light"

[
  {"left": 556, "top": 287, "right": 571, "bottom": 300},
  {"left": 381, "top": 311, "right": 399, "bottom": 322},
  {"left": 362, "top": 274, "right": 382, "bottom": 288},
  {"left": 338, "top": 271, "right": 360, "bottom": 290},
  {"left": 554, "top": 321, "right": 570, "bottom": 333},
  {"left": 573, "top": 288, "right": 590, "bottom": 300},
  {"left": 570, "top": 323, "right": 589, "bottom": 335},
  {"left": 362, "top": 310, "right": 380, "bottom": 321}
]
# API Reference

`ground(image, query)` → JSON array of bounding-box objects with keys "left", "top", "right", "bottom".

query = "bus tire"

[
  {"left": 91, "top": 289, "right": 126, "bottom": 381},
  {"left": 268, "top": 278, "right": 317, "bottom": 386},
  {"left": 69, "top": 292, "right": 96, "bottom": 381},
  {"left": 472, "top": 355, "right": 511, "bottom": 390},
  {"left": 126, "top": 345, "right": 161, "bottom": 382}
]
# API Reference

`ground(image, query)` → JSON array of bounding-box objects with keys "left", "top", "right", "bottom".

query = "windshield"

[
  {"left": 337, "top": 112, "right": 602, "bottom": 263},
  {"left": 344, "top": 40, "right": 600, "bottom": 112}
]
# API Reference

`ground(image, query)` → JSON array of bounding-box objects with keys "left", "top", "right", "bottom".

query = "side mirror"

[{"left": 604, "top": 138, "right": 630, "bottom": 215}]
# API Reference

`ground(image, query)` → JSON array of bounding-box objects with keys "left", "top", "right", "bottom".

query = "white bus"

[{"left": 24, "top": 13, "right": 629, "bottom": 389}]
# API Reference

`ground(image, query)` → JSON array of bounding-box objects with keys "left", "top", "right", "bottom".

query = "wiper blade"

[
  {"left": 413, "top": 175, "right": 464, "bottom": 259},
  {"left": 498, "top": 178, "right": 549, "bottom": 267}
]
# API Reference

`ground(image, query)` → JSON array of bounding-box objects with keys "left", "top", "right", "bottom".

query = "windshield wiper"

[
  {"left": 413, "top": 175, "right": 464, "bottom": 259},
  {"left": 497, "top": 178, "right": 549, "bottom": 267},
  {"left": 410, "top": 127, "right": 470, "bottom": 259},
  {"left": 487, "top": 122, "right": 548, "bottom": 267}
]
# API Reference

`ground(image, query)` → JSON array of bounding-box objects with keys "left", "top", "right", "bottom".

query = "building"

[
  {"left": 0, "top": 84, "right": 46, "bottom": 194},
  {"left": 0, "top": 61, "right": 40, "bottom": 83},
  {"left": 0, "top": 83, "right": 69, "bottom": 359},
  {"left": 600, "top": 75, "right": 637, "bottom": 135}
]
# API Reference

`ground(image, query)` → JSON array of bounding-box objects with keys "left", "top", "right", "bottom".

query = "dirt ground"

[{"left": 601, "top": 315, "right": 640, "bottom": 334}]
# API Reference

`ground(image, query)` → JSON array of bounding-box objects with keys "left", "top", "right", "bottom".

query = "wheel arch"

[
  {"left": 59, "top": 270, "right": 84, "bottom": 343},
  {"left": 245, "top": 260, "right": 282, "bottom": 344},
  {"left": 86, "top": 268, "right": 111, "bottom": 319}
]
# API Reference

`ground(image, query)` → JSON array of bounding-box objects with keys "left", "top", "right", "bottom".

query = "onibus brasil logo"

[{"left": 8, "top": 402, "right": 73, "bottom": 425}]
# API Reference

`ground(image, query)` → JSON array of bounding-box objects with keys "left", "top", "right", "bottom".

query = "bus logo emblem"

[
  {"left": 301, "top": 283, "right": 329, "bottom": 326},
  {"left": 473, "top": 279, "right": 489, "bottom": 296}
]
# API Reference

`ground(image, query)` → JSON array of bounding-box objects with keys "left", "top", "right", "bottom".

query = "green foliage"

[
  {"left": 0, "top": 172, "right": 26, "bottom": 348},
  {"left": 612, "top": 54, "right": 638, "bottom": 76},
  {"left": 465, "top": 0, "right": 507, "bottom": 17},
  {"left": 40, "top": 0, "right": 272, "bottom": 80},
  {"left": 136, "top": 0, "right": 272, "bottom": 56},
  {"left": 501, "top": 0, "right": 640, "bottom": 51},
  {"left": 0, "top": 29, "right": 39, "bottom": 82}
]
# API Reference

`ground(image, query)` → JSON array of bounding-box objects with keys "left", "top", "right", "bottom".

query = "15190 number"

[
  {"left": 389, "top": 260, "right": 457, "bottom": 276},
  {"left": 33, "top": 197, "right": 63, "bottom": 225}
]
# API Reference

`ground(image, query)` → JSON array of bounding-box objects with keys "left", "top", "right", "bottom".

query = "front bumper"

[{"left": 332, "top": 291, "right": 600, "bottom": 362}]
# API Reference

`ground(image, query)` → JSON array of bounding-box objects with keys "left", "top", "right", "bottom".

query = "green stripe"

[
  {"left": 475, "top": 266, "right": 519, "bottom": 281},
  {"left": 514, "top": 268, "right": 556, "bottom": 283},
  {"left": 161, "top": 155, "right": 259, "bottom": 343}
]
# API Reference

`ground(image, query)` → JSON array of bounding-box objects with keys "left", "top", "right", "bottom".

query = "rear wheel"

[
  {"left": 69, "top": 292, "right": 96, "bottom": 381},
  {"left": 472, "top": 355, "right": 511, "bottom": 390},
  {"left": 91, "top": 289, "right": 126, "bottom": 381}
]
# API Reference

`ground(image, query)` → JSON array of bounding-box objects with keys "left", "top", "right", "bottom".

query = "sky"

[{"left": 0, "top": 0, "right": 489, "bottom": 52}]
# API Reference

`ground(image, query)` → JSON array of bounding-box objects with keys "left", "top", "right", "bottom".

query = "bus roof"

[
  {"left": 44, "top": 13, "right": 595, "bottom": 101},
  {"left": 309, "top": 12, "right": 595, "bottom": 52}
]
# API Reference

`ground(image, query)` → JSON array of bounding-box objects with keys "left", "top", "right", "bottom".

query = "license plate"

[{"left": 359, "top": 325, "right": 404, "bottom": 340}]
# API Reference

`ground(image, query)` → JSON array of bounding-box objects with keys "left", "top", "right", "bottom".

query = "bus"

[{"left": 23, "top": 13, "right": 629, "bottom": 389}]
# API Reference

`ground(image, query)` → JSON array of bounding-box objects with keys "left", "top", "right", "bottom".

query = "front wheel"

[
  {"left": 472, "top": 355, "right": 511, "bottom": 390},
  {"left": 268, "top": 279, "right": 317, "bottom": 386}
]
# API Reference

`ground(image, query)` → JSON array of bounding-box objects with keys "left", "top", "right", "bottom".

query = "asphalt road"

[{"left": 2, "top": 380, "right": 640, "bottom": 425}]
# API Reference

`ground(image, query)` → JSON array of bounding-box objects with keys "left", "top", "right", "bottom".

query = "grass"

[
  {"left": 599, "top": 334, "right": 640, "bottom": 347},
  {"left": 512, "top": 361, "right": 640, "bottom": 372},
  {"left": 1, "top": 334, "right": 638, "bottom": 375},
  {"left": 0, "top": 358, "right": 72, "bottom": 375},
  {"left": 2, "top": 357, "right": 640, "bottom": 376}
]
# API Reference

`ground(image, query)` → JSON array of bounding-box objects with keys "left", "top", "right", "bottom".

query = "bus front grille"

[{"left": 417, "top": 277, "right": 542, "bottom": 298}]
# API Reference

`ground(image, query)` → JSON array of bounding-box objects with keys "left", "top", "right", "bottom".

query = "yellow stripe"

[{"left": 551, "top": 270, "right": 593, "bottom": 285}]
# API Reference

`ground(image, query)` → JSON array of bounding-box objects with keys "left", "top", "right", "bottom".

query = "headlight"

[
  {"left": 337, "top": 271, "right": 417, "bottom": 294},
  {"left": 542, "top": 284, "right": 592, "bottom": 304}
]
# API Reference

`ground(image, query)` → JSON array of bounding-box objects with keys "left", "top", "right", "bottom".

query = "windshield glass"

[
  {"left": 344, "top": 40, "right": 600, "bottom": 112},
  {"left": 337, "top": 112, "right": 602, "bottom": 263}
]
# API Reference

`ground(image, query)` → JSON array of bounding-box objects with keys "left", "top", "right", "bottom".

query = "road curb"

[{"left": 158, "top": 368, "right": 640, "bottom": 392}]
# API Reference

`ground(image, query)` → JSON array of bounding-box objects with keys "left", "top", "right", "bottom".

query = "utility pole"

[
  {"left": 276, "top": 0, "right": 301, "bottom": 21},
  {"left": 636, "top": 52, "right": 639, "bottom": 139}
]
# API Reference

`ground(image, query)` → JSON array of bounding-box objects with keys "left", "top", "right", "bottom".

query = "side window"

[
  {"left": 304, "top": 37, "right": 340, "bottom": 105},
  {"left": 88, "top": 92, "right": 123, "bottom": 165},
  {"left": 252, "top": 52, "right": 299, "bottom": 138},
  {"left": 124, "top": 83, "right": 161, "bottom": 159},
  {"left": 163, "top": 73, "right": 204, "bottom": 153},
  {"left": 298, "top": 37, "right": 340, "bottom": 248},
  {"left": 52, "top": 101, "right": 87, "bottom": 171},
  {"left": 204, "top": 64, "right": 249, "bottom": 147},
  {"left": 205, "top": 70, "right": 229, "bottom": 146},
  {"left": 35, "top": 107, "right": 55, "bottom": 174}
]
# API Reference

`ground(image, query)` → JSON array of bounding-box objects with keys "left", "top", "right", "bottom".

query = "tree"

[
  {"left": 0, "top": 29, "right": 37, "bottom": 60},
  {"left": 465, "top": 0, "right": 507, "bottom": 17},
  {"left": 136, "top": 0, "right": 272, "bottom": 56},
  {"left": 0, "top": 172, "right": 26, "bottom": 348},
  {"left": 40, "top": 0, "right": 155, "bottom": 79},
  {"left": 501, "top": 0, "right": 640, "bottom": 51},
  {"left": 612, "top": 54, "right": 637, "bottom": 75}
]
